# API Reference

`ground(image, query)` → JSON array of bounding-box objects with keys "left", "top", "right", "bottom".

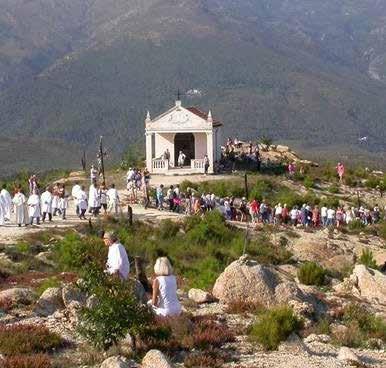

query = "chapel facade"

[{"left": 145, "top": 99, "right": 222, "bottom": 174}]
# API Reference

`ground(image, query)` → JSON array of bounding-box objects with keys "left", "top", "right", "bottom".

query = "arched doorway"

[{"left": 174, "top": 133, "right": 195, "bottom": 167}]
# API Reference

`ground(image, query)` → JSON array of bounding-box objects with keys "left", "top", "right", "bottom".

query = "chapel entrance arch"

[{"left": 174, "top": 133, "right": 195, "bottom": 167}]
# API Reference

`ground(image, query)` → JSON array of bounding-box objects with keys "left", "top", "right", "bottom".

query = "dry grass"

[
  {"left": 225, "top": 299, "right": 263, "bottom": 315},
  {"left": 0, "top": 324, "right": 63, "bottom": 355},
  {"left": 2, "top": 354, "right": 51, "bottom": 368}
]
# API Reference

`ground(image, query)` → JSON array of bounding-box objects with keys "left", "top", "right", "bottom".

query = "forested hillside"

[{"left": 1, "top": 0, "right": 386, "bottom": 175}]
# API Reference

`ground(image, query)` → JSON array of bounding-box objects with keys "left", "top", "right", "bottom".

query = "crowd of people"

[
  {"left": 0, "top": 170, "right": 122, "bottom": 227},
  {"left": 221, "top": 137, "right": 261, "bottom": 171},
  {"left": 151, "top": 184, "right": 385, "bottom": 228}
]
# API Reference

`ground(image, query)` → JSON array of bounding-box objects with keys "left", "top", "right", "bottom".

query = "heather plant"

[
  {"left": 297, "top": 262, "right": 327, "bottom": 286},
  {"left": 0, "top": 325, "right": 62, "bottom": 355},
  {"left": 249, "top": 306, "right": 302, "bottom": 350},
  {"left": 2, "top": 354, "right": 51, "bottom": 368},
  {"left": 337, "top": 303, "right": 386, "bottom": 347}
]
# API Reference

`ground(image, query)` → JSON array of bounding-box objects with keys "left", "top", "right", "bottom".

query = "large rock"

[
  {"left": 142, "top": 349, "right": 173, "bottom": 368},
  {"left": 212, "top": 255, "right": 278, "bottom": 307},
  {"left": 100, "top": 356, "right": 138, "bottom": 368},
  {"left": 0, "top": 287, "right": 35, "bottom": 305},
  {"left": 62, "top": 284, "right": 86, "bottom": 308},
  {"left": 337, "top": 265, "right": 386, "bottom": 305},
  {"left": 34, "top": 287, "right": 64, "bottom": 316},
  {"left": 337, "top": 347, "right": 361, "bottom": 365},
  {"left": 188, "top": 288, "right": 214, "bottom": 304}
]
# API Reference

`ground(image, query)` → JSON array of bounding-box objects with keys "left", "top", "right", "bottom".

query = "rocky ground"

[{"left": 0, "top": 168, "right": 385, "bottom": 368}]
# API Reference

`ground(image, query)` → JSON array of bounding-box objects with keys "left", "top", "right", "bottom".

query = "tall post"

[
  {"left": 99, "top": 136, "right": 106, "bottom": 185},
  {"left": 244, "top": 172, "right": 249, "bottom": 199}
]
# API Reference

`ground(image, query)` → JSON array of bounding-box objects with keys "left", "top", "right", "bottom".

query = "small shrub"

[
  {"left": 358, "top": 249, "right": 377, "bottom": 269},
  {"left": 340, "top": 303, "right": 386, "bottom": 346},
  {"left": 3, "top": 354, "right": 51, "bottom": 368},
  {"left": 297, "top": 262, "right": 327, "bottom": 286},
  {"left": 303, "top": 176, "right": 314, "bottom": 189},
  {"left": 191, "top": 317, "right": 235, "bottom": 349},
  {"left": 78, "top": 263, "right": 153, "bottom": 350},
  {"left": 249, "top": 306, "right": 302, "bottom": 350},
  {"left": 365, "top": 176, "right": 380, "bottom": 189},
  {"left": 0, "top": 325, "right": 62, "bottom": 355},
  {"left": 16, "top": 242, "right": 30, "bottom": 254},
  {"left": 328, "top": 184, "right": 339, "bottom": 194},
  {"left": 348, "top": 219, "right": 366, "bottom": 231},
  {"left": 380, "top": 221, "right": 386, "bottom": 241},
  {"left": 184, "top": 351, "right": 228, "bottom": 368}
]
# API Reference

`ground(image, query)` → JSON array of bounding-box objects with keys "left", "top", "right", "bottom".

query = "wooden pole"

[
  {"left": 244, "top": 172, "right": 249, "bottom": 199},
  {"left": 127, "top": 205, "right": 133, "bottom": 226},
  {"left": 99, "top": 136, "right": 106, "bottom": 185}
]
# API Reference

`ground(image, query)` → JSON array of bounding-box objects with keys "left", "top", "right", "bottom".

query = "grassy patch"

[{"left": 249, "top": 306, "right": 302, "bottom": 350}]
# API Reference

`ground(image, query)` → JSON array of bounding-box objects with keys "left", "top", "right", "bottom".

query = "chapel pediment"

[{"left": 145, "top": 100, "right": 221, "bottom": 132}]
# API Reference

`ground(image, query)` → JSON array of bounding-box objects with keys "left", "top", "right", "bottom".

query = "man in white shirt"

[
  {"left": 104, "top": 232, "right": 130, "bottom": 280},
  {"left": 321, "top": 205, "right": 328, "bottom": 227},
  {"left": 326, "top": 208, "right": 336, "bottom": 227}
]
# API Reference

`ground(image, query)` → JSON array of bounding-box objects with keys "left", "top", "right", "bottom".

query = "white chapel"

[{"left": 145, "top": 99, "right": 223, "bottom": 174}]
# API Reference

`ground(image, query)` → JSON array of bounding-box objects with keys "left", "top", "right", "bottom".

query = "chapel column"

[
  {"left": 206, "top": 131, "right": 214, "bottom": 174},
  {"left": 145, "top": 132, "right": 153, "bottom": 172}
]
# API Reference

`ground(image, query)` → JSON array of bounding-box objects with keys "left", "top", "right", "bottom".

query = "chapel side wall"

[
  {"left": 155, "top": 133, "right": 175, "bottom": 165},
  {"left": 194, "top": 133, "right": 207, "bottom": 159}
]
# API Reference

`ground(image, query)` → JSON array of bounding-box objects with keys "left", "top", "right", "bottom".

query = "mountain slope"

[{"left": 0, "top": 0, "right": 386, "bottom": 174}]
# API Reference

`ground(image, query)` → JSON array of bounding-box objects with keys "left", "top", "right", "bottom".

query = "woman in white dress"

[
  {"left": 13, "top": 187, "right": 28, "bottom": 227},
  {"left": 27, "top": 189, "right": 41, "bottom": 225},
  {"left": 149, "top": 257, "right": 181, "bottom": 317},
  {"left": 58, "top": 184, "right": 68, "bottom": 220}
]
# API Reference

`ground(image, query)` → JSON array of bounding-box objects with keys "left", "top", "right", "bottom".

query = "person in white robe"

[
  {"left": 59, "top": 185, "right": 68, "bottom": 220},
  {"left": 71, "top": 182, "right": 82, "bottom": 215},
  {"left": 41, "top": 187, "right": 53, "bottom": 222},
  {"left": 90, "top": 165, "right": 98, "bottom": 183},
  {"left": 27, "top": 190, "right": 41, "bottom": 225},
  {"left": 76, "top": 185, "right": 88, "bottom": 219},
  {"left": 0, "top": 185, "right": 12, "bottom": 221},
  {"left": 0, "top": 194, "right": 6, "bottom": 226},
  {"left": 12, "top": 188, "right": 28, "bottom": 227},
  {"left": 88, "top": 183, "right": 100, "bottom": 216},
  {"left": 52, "top": 184, "right": 61, "bottom": 216},
  {"left": 107, "top": 183, "right": 120, "bottom": 215},
  {"left": 177, "top": 151, "right": 186, "bottom": 168}
]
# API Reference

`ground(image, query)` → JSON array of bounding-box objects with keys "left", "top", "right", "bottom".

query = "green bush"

[
  {"left": 380, "top": 222, "right": 386, "bottom": 241},
  {"left": 0, "top": 325, "right": 62, "bottom": 355},
  {"left": 303, "top": 176, "right": 314, "bottom": 189},
  {"left": 78, "top": 263, "right": 152, "bottom": 350},
  {"left": 297, "top": 262, "right": 326, "bottom": 286},
  {"left": 348, "top": 219, "right": 365, "bottom": 231},
  {"left": 54, "top": 232, "right": 106, "bottom": 271},
  {"left": 328, "top": 184, "right": 339, "bottom": 194},
  {"left": 157, "top": 219, "right": 180, "bottom": 240},
  {"left": 359, "top": 249, "right": 378, "bottom": 269},
  {"left": 365, "top": 176, "right": 380, "bottom": 189},
  {"left": 249, "top": 306, "right": 302, "bottom": 350},
  {"left": 186, "top": 211, "right": 233, "bottom": 245}
]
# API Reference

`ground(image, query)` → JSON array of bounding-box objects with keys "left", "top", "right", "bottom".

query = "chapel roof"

[{"left": 186, "top": 106, "right": 222, "bottom": 127}]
